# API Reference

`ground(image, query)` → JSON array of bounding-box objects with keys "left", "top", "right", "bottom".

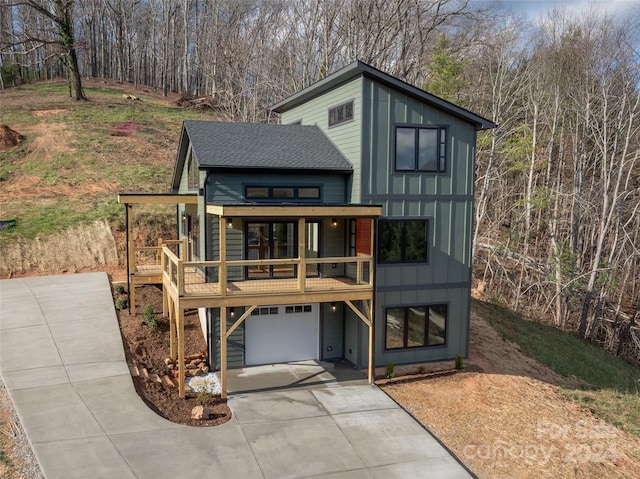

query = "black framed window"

[
  {"left": 245, "top": 185, "right": 321, "bottom": 202},
  {"left": 395, "top": 125, "right": 447, "bottom": 173},
  {"left": 328, "top": 100, "right": 354, "bottom": 127},
  {"left": 385, "top": 304, "right": 447, "bottom": 350},
  {"left": 379, "top": 219, "right": 427, "bottom": 263}
]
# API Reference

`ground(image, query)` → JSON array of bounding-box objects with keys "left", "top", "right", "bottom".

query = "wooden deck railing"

[
  {"left": 161, "top": 245, "right": 373, "bottom": 298},
  {"left": 129, "top": 238, "right": 186, "bottom": 276}
]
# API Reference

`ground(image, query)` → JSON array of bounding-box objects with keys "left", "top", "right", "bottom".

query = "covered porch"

[{"left": 118, "top": 194, "right": 381, "bottom": 398}]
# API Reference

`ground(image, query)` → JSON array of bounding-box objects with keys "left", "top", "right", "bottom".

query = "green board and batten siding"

[
  {"left": 278, "top": 73, "right": 477, "bottom": 368},
  {"left": 360, "top": 77, "right": 475, "bottom": 367},
  {"left": 279, "top": 77, "right": 363, "bottom": 203}
]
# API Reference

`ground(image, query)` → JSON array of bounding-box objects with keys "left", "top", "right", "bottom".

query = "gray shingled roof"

[{"left": 183, "top": 120, "right": 353, "bottom": 171}]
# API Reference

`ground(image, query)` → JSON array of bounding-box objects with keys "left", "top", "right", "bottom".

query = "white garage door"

[{"left": 245, "top": 304, "right": 319, "bottom": 366}]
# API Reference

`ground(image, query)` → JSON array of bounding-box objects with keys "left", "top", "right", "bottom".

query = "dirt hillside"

[{"left": 383, "top": 313, "right": 640, "bottom": 479}]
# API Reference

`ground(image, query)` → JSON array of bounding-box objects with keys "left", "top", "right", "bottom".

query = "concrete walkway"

[{"left": 0, "top": 272, "right": 473, "bottom": 479}]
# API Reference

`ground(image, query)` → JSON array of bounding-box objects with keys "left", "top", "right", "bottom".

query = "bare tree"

[{"left": 10, "top": 0, "right": 86, "bottom": 99}]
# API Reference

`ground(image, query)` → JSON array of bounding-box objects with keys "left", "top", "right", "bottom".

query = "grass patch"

[
  {"left": 0, "top": 448, "right": 12, "bottom": 468},
  {"left": 0, "top": 81, "right": 208, "bottom": 241},
  {"left": 0, "top": 197, "right": 123, "bottom": 240},
  {"left": 472, "top": 299, "right": 640, "bottom": 437}
]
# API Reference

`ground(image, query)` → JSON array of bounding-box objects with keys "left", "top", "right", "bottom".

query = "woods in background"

[{"left": 1, "top": 0, "right": 639, "bottom": 361}]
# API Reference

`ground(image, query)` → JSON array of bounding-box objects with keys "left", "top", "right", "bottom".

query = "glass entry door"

[{"left": 246, "top": 222, "right": 296, "bottom": 278}]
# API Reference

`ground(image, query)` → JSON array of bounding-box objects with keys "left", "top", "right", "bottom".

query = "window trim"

[
  {"left": 328, "top": 99, "right": 355, "bottom": 128},
  {"left": 378, "top": 218, "right": 429, "bottom": 264},
  {"left": 394, "top": 124, "right": 448, "bottom": 173},
  {"left": 384, "top": 303, "right": 448, "bottom": 351}
]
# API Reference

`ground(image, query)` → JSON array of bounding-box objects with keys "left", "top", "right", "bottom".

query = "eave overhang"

[
  {"left": 117, "top": 193, "right": 199, "bottom": 205},
  {"left": 207, "top": 204, "right": 382, "bottom": 218}
]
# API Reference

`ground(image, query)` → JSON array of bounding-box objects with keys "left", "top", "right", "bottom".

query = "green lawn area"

[
  {"left": 473, "top": 299, "right": 640, "bottom": 438},
  {"left": 0, "top": 81, "right": 213, "bottom": 240}
]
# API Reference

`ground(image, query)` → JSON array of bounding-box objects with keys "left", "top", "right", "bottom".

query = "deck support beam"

[
  {"left": 345, "top": 299, "right": 375, "bottom": 384},
  {"left": 168, "top": 294, "right": 177, "bottom": 360},
  {"left": 220, "top": 307, "right": 228, "bottom": 399},
  {"left": 177, "top": 306, "right": 186, "bottom": 398},
  {"left": 127, "top": 204, "right": 137, "bottom": 314}
]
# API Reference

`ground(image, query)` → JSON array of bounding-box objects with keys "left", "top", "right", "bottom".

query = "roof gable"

[
  {"left": 171, "top": 121, "right": 353, "bottom": 191},
  {"left": 271, "top": 60, "right": 495, "bottom": 131}
]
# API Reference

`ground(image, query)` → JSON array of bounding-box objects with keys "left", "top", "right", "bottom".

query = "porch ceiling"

[{"left": 206, "top": 204, "right": 382, "bottom": 218}]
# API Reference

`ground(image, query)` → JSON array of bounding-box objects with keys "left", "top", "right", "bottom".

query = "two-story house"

[{"left": 119, "top": 60, "right": 494, "bottom": 398}]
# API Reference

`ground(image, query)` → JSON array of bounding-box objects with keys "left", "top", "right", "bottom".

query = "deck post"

[
  {"left": 220, "top": 307, "right": 228, "bottom": 399},
  {"left": 177, "top": 258, "right": 185, "bottom": 296},
  {"left": 178, "top": 306, "right": 186, "bottom": 398},
  {"left": 368, "top": 218, "right": 376, "bottom": 383},
  {"left": 127, "top": 204, "right": 137, "bottom": 314},
  {"left": 219, "top": 216, "right": 227, "bottom": 296},
  {"left": 368, "top": 297, "right": 374, "bottom": 384},
  {"left": 298, "top": 217, "right": 305, "bottom": 292},
  {"left": 168, "top": 296, "right": 176, "bottom": 360},
  {"left": 161, "top": 248, "right": 168, "bottom": 317}
]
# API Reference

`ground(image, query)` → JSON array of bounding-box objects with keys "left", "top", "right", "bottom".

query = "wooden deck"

[{"left": 181, "top": 269, "right": 359, "bottom": 296}]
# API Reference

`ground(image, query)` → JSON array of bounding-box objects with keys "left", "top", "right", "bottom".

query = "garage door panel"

[{"left": 245, "top": 305, "right": 319, "bottom": 366}]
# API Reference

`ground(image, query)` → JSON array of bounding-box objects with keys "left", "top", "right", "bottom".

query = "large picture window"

[
  {"left": 385, "top": 304, "right": 447, "bottom": 350},
  {"left": 395, "top": 125, "right": 447, "bottom": 173},
  {"left": 379, "top": 219, "right": 427, "bottom": 263}
]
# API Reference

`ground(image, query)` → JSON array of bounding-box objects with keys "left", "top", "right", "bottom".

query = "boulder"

[{"left": 191, "top": 405, "right": 212, "bottom": 420}]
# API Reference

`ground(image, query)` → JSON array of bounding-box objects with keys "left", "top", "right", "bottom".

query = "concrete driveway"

[{"left": 0, "top": 272, "right": 473, "bottom": 478}]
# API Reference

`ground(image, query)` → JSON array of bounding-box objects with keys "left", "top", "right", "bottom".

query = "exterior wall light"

[
  {"left": 331, "top": 218, "right": 338, "bottom": 227},
  {"left": 227, "top": 217, "right": 233, "bottom": 229},
  {"left": 330, "top": 303, "right": 336, "bottom": 312},
  {"left": 229, "top": 307, "right": 235, "bottom": 318}
]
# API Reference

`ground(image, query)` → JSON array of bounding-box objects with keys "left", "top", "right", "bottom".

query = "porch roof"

[
  {"left": 206, "top": 203, "right": 382, "bottom": 218},
  {"left": 117, "top": 193, "right": 198, "bottom": 205}
]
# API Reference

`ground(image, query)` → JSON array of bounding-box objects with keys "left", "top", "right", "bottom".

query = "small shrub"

[
  {"left": 113, "top": 284, "right": 126, "bottom": 294},
  {"left": 385, "top": 363, "right": 395, "bottom": 379},
  {"left": 142, "top": 304, "right": 157, "bottom": 330},
  {"left": 196, "top": 390, "right": 214, "bottom": 404},
  {"left": 455, "top": 354, "right": 464, "bottom": 370},
  {"left": 0, "top": 448, "right": 12, "bottom": 468},
  {"left": 115, "top": 298, "right": 128, "bottom": 310}
]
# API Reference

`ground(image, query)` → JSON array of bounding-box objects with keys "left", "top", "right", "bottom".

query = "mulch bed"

[{"left": 115, "top": 284, "right": 231, "bottom": 427}]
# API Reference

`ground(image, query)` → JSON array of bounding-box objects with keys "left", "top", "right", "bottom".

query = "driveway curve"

[{"left": 0, "top": 272, "right": 473, "bottom": 478}]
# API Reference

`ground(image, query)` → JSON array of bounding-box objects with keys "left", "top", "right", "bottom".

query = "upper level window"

[
  {"left": 187, "top": 150, "right": 199, "bottom": 189},
  {"left": 379, "top": 219, "right": 427, "bottom": 263},
  {"left": 328, "top": 100, "right": 354, "bottom": 127},
  {"left": 395, "top": 125, "right": 447, "bottom": 173},
  {"left": 245, "top": 186, "right": 321, "bottom": 201}
]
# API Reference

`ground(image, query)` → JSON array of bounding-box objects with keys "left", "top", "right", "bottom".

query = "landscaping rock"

[{"left": 191, "top": 405, "right": 212, "bottom": 420}]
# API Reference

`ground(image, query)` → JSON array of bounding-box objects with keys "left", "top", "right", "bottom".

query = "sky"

[{"left": 479, "top": 0, "right": 640, "bottom": 18}]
